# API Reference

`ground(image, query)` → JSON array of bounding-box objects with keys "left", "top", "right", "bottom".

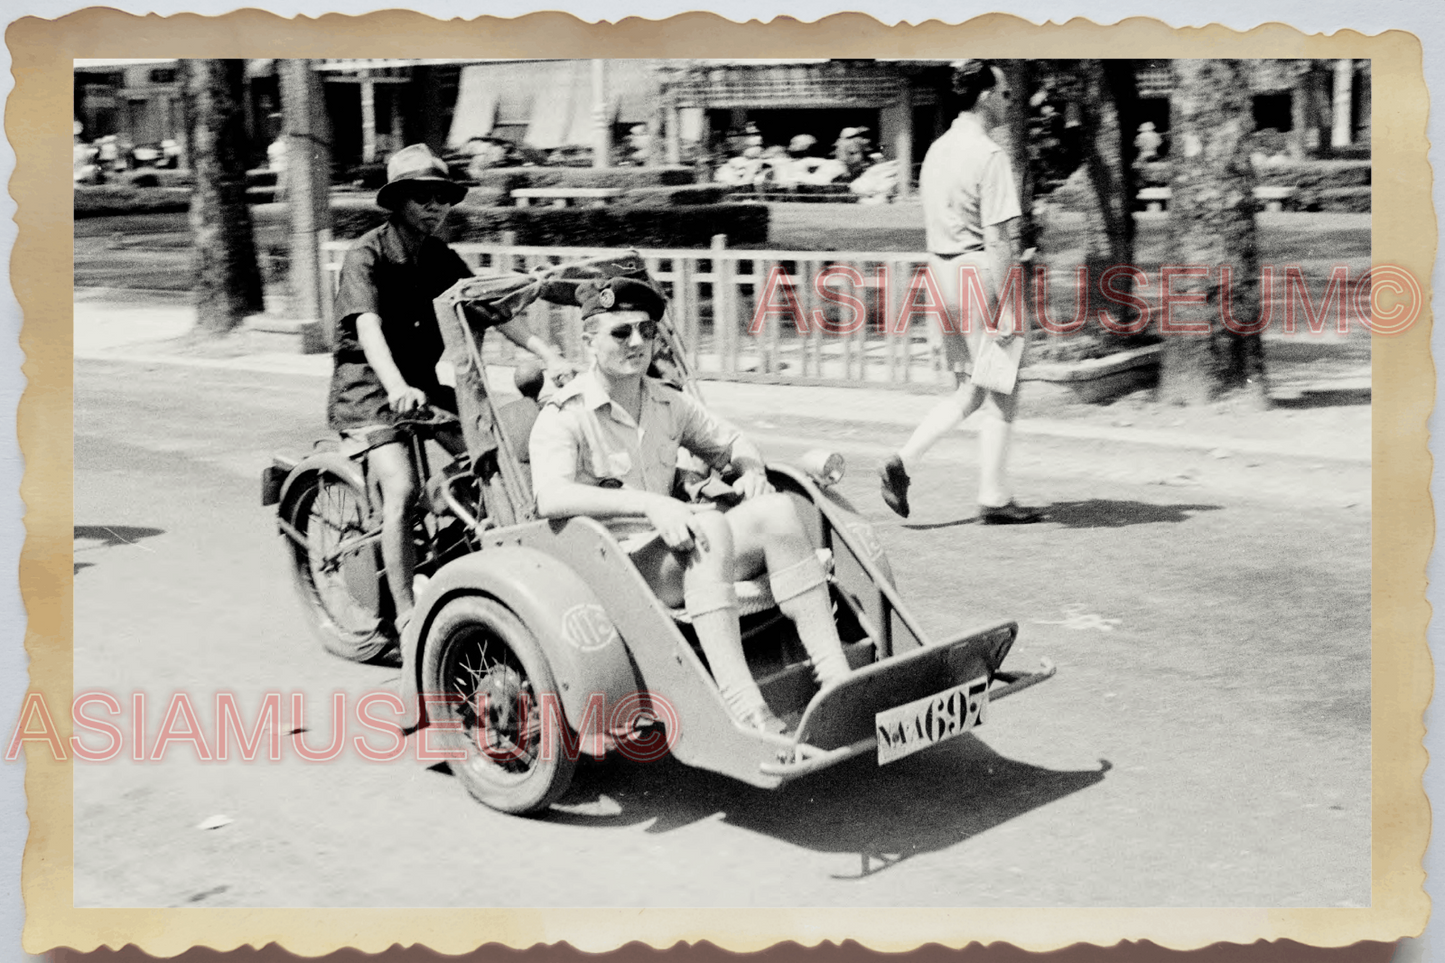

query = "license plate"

[{"left": 875, "top": 675, "right": 989, "bottom": 765}]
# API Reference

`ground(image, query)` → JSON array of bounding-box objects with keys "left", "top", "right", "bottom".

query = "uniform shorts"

[{"left": 927, "top": 252, "right": 1026, "bottom": 381}]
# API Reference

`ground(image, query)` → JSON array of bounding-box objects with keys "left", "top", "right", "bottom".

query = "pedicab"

[{"left": 264, "top": 252, "right": 1055, "bottom": 816}]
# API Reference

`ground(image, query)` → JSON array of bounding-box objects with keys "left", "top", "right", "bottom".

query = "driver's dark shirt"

[{"left": 326, "top": 218, "right": 472, "bottom": 430}]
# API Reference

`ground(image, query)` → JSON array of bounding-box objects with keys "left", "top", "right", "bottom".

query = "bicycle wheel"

[{"left": 286, "top": 472, "right": 393, "bottom": 662}]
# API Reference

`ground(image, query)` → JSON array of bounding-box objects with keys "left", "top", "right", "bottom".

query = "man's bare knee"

[
  {"left": 688, "top": 509, "right": 736, "bottom": 565},
  {"left": 734, "top": 492, "right": 805, "bottom": 542}
]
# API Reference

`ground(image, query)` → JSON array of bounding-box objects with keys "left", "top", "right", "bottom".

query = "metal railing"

[{"left": 322, "top": 236, "right": 954, "bottom": 388}]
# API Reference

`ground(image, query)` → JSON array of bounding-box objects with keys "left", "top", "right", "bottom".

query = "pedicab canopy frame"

[{"left": 391, "top": 251, "right": 1054, "bottom": 808}]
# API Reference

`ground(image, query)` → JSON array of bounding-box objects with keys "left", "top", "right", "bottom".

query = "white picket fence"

[{"left": 321, "top": 237, "right": 955, "bottom": 388}]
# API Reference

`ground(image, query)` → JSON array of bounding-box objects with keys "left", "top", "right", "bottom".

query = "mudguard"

[
  {"left": 397, "top": 547, "right": 642, "bottom": 741},
  {"left": 275, "top": 451, "right": 368, "bottom": 525}
]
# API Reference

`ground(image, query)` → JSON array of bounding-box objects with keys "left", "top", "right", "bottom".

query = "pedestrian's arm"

[{"left": 983, "top": 216, "right": 1022, "bottom": 338}]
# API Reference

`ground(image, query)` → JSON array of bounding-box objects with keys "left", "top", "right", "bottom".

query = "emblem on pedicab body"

[
  {"left": 845, "top": 521, "right": 884, "bottom": 560},
  {"left": 561, "top": 603, "right": 620, "bottom": 652}
]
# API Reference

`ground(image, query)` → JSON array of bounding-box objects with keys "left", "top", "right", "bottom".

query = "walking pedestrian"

[{"left": 879, "top": 60, "right": 1045, "bottom": 524}]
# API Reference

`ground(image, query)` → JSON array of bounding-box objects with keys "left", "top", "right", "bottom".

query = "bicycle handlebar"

[{"left": 390, "top": 404, "right": 459, "bottom": 431}]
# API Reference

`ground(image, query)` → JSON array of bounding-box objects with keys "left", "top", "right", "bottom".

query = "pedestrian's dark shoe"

[
  {"left": 736, "top": 705, "right": 789, "bottom": 735},
  {"left": 879, "top": 455, "right": 911, "bottom": 518},
  {"left": 979, "top": 501, "right": 1045, "bottom": 525}
]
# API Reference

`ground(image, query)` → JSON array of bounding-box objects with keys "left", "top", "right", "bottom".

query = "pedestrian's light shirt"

[
  {"left": 920, "top": 112, "right": 1023, "bottom": 257},
  {"left": 529, "top": 370, "right": 741, "bottom": 539}
]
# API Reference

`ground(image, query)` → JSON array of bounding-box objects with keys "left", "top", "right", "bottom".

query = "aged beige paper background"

[{"left": 11, "top": 9, "right": 1432, "bottom": 956}]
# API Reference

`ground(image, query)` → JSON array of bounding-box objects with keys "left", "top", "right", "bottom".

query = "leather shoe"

[
  {"left": 879, "top": 456, "right": 911, "bottom": 518},
  {"left": 979, "top": 501, "right": 1045, "bottom": 525}
]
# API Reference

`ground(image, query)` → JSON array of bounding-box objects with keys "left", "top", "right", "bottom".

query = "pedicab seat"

[{"left": 493, "top": 394, "right": 542, "bottom": 499}]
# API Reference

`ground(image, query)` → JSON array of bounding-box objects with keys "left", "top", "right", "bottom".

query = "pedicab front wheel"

[
  {"left": 286, "top": 472, "right": 393, "bottom": 663},
  {"left": 420, "top": 596, "right": 576, "bottom": 815}
]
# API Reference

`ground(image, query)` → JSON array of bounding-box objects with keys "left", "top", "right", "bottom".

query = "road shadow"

[
  {"left": 549, "top": 738, "right": 1108, "bottom": 877},
  {"left": 1270, "top": 388, "right": 1371, "bottom": 409},
  {"left": 901, "top": 517, "right": 977, "bottom": 532},
  {"left": 74, "top": 524, "right": 165, "bottom": 573},
  {"left": 1044, "top": 500, "right": 1220, "bottom": 529}
]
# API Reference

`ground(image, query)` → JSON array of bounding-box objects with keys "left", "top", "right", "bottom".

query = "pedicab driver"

[
  {"left": 327, "top": 144, "right": 572, "bottom": 632},
  {"left": 529, "top": 278, "right": 852, "bottom": 733}
]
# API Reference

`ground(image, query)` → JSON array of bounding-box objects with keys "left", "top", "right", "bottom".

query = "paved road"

[{"left": 73, "top": 357, "right": 1370, "bottom": 908}]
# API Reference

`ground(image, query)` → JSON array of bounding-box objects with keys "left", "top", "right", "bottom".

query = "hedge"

[
  {"left": 75, "top": 185, "right": 193, "bottom": 218},
  {"left": 619, "top": 185, "right": 729, "bottom": 207},
  {"left": 1298, "top": 185, "right": 1371, "bottom": 213},
  {"left": 1137, "top": 159, "right": 1370, "bottom": 190},
  {"left": 466, "top": 165, "right": 699, "bottom": 192},
  {"left": 121, "top": 168, "right": 196, "bottom": 189},
  {"left": 328, "top": 196, "right": 769, "bottom": 248}
]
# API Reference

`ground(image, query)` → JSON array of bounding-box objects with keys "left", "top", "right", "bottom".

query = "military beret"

[{"left": 578, "top": 277, "right": 667, "bottom": 322}]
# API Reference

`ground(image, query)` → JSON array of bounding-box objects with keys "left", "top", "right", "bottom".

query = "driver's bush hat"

[
  {"left": 377, "top": 144, "right": 468, "bottom": 211},
  {"left": 578, "top": 277, "right": 667, "bottom": 322}
]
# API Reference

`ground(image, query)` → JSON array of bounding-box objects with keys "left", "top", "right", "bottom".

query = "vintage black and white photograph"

[{"left": 69, "top": 53, "right": 1377, "bottom": 909}]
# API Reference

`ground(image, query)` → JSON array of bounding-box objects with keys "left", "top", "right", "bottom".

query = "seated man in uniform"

[
  {"left": 328, "top": 143, "right": 573, "bottom": 632},
  {"left": 529, "top": 278, "right": 852, "bottom": 733}
]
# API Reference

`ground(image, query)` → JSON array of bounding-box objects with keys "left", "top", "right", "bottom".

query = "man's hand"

[
  {"left": 467, "top": 299, "right": 511, "bottom": 326},
  {"left": 732, "top": 469, "right": 773, "bottom": 501},
  {"left": 994, "top": 309, "right": 1018, "bottom": 343},
  {"left": 388, "top": 385, "right": 428, "bottom": 415},
  {"left": 544, "top": 355, "right": 579, "bottom": 388},
  {"left": 643, "top": 495, "right": 703, "bottom": 553}
]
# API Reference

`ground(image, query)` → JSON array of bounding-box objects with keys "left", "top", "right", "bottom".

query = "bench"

[
  {"left": 1254, "top": 185, "right": 1295, "bottom": 212},
  {"left": 1135, "top": 185, "right": 1298, "bottom": 213},
  {"left": 1137, "top": 187, "right": 1171, "bottom": 213},
  {"left": 511, "top": 187, "right": 627, "bottom": 208}
]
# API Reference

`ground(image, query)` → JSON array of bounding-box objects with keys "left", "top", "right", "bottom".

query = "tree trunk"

[
  {"left": 189, "top": 59, "right": 264, "bottom": 333},
  {"left": 281, "top": 59, "right": 333, "bottom": 333},
  {"left": 1161, "top": 59, "right": 1268, "bottom": 406},
  {"left": 1076, "top": 59, "right": 1144, "bottom": 344}
]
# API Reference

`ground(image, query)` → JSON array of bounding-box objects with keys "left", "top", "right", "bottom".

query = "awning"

[
  {"left": 446, "top": 66, "right": 500, "bottom": 144},
  {"left": 448, "top": 60, "right": 657, "bottom": 151}
]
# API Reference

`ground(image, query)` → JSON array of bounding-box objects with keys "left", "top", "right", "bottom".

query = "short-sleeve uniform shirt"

[
  {"left": 920, "top": 112, "right": 1022, "bottom": 257},
  {"left": 529, "top": 370, "right": 741, "bottom": 539},
  {"left": 327, "top": 219, "right": 473, "bottom": 430}
]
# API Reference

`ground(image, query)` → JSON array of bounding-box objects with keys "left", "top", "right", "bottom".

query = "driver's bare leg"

[
  {"left": 728, "top": 494, "right": 851, "bottom": 686},
  {"left": 368, "top": 442, "right": 419, "bottom": 624}
]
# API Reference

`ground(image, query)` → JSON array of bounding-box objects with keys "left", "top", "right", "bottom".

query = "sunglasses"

[
  {"left": 605, "top": 320, "right": 659, "bottom": 342},
  {"left": 407, "top": 186, "right": 455, "bottom": 205}
]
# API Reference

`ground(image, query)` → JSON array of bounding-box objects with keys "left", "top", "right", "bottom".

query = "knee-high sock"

[
  {"left": 769, "top": 555, "right": 851, "bottom": 686},
  {"left": 977, "top": 388, "right": 1018, "bottom": 508},
  {"left": 899, "top": 382, "right": 983, "bottom": 472},
  {"left": 684, "top": 580, "right": 767, "bottom": 717}
]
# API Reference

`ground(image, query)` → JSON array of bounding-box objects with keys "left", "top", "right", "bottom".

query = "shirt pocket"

[{"left": 605, "top": 449, "right": 633, "bottom": 479}]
